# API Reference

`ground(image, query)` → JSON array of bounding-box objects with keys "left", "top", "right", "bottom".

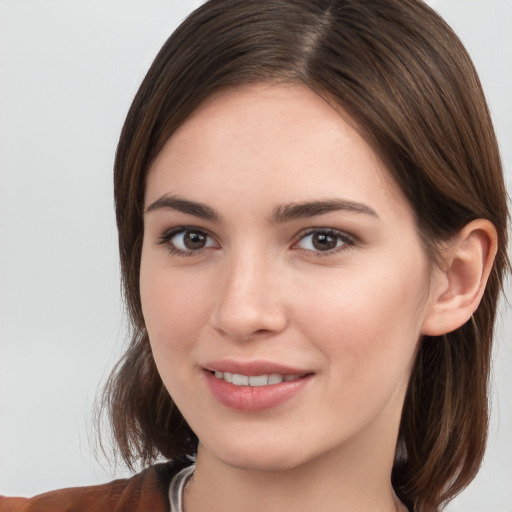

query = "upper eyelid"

[
  {"left": 293, "top": 227, "right": 356, "bottom": 242},
  {"left": 158, "top": 225, "right": 214, "bottom": 241}
]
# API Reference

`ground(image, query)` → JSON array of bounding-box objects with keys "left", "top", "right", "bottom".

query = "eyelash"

[
  {"left": 157, "top": 226, "right": 356, "bottom": 257},
  {"left": 157, "top": 226, "right": 217, "bottom": 257},
  {"left": 292, "top": 228, "right": 356, "bottom": 257}
]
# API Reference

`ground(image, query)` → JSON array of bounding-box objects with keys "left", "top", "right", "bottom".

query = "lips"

[{"left": 203, "top": 360, "right": 313, "bottom": 412}]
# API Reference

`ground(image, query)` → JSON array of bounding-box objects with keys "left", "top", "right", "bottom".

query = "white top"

[{"left": 168, "top": 464, "right": 195, "bottom": 512}]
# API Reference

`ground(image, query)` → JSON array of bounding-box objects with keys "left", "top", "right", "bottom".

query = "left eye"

[
  {"left": 162, "top": 228, "right": 217, "bottom": 253},
  {"left": 295, "top": 230, "right": 352, "bottom": 253}
]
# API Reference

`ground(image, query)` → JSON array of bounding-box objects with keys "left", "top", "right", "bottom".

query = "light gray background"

[{"left": 0, "top": 1, "right": 510, "bottom": 510}]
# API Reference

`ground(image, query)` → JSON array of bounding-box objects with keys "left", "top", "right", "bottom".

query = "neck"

[{"left": 184, "top": 423, "right": 406, "bottom": 512}]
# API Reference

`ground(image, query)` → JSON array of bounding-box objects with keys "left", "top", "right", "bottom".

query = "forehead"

[{"left": 145, "top": 82, "right": 413, "bottom": 223}]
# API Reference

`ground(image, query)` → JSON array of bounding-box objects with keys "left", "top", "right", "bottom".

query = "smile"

[
  {"left": 213, "top": 371, "right": 304, "bottom": 386},
  {"left": 205, "top": 367, "right": 313, "bottom": 412}
]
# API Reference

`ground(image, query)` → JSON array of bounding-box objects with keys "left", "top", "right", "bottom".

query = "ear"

[{"left": 421, "top": 219, "right": 498, "bottom": 336}]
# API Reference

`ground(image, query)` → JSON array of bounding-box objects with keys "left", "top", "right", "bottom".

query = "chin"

[{"left": 200, "top": 434, "right": 319, "bottom": 472}]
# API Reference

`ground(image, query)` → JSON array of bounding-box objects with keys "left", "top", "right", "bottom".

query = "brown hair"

[{"left": 101, "top": 1, "right": 509, "bottom": 510}]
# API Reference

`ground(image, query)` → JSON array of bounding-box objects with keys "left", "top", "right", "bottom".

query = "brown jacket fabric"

[{"left": 0, "top": 461, "right": 188, "bottom": 512}]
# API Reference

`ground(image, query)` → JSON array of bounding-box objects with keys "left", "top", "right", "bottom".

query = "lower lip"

[{"left": 204, "top": 371, "right": 312, "bottom": 412}]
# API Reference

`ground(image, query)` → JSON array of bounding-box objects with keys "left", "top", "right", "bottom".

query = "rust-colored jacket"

[{"left": 0, "top": 461, "right": 187, "bottom": 512}]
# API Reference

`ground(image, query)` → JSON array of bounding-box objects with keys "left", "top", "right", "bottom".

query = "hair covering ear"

[{"left": 421, "top": 219, "right": 498, "bottom": 336}]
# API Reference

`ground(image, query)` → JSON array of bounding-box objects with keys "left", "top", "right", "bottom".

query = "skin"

[{"left": 139, "top": 83, "right": 448, "bottom": 511}]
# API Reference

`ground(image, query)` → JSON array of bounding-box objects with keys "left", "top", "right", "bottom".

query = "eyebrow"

[
  {"left": 269, "top": 199, "right": 379, "bottom": 223},
  {"left": 144, "top": 195, "right": 378, "bottom": 222},
  {"left": 144, "top": 195, "right": 221, "bottom": 221}
]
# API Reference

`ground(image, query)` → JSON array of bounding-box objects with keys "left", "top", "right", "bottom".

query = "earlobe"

[{"left": 421, "top": 219, "right": 498, "bottom": 336}]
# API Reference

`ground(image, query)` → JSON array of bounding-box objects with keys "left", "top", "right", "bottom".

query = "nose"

[{"left": 211, "top": 251, "right": 288, "bottom": 342}]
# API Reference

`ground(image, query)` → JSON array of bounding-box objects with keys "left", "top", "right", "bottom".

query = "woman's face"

[{"left": 140, "top": 83, "right": 441, "bottom": 471}]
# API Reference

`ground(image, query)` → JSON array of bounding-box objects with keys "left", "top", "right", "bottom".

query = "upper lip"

[{"left": 203, "top": 359, "right": 312, "bottom": 376}]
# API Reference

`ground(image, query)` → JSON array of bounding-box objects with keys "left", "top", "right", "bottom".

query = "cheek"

[
  {"left": 294, "top": 268, "right": 427, "bottom": 432},
  {"left": 139, "top": 260, "right": 215, "bottom": 412},
  {"left": 295, "top": 256, "right": 429, "bottom": 378},
  {"left": 139, "top": 253, "right": 212, "bottom": 364}
]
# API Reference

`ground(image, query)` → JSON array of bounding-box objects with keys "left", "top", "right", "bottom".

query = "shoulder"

[{"left": 0, "top": 461, "right": 190, "bottom": 512}]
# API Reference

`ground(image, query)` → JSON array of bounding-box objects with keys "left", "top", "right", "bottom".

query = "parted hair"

[{"left": 101, "top": 1, "right": 509, "bottom": 511}]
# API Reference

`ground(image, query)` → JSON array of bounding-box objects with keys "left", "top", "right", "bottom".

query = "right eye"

[{"left": 159, "top": 228, "right": 218, "bottom": 256}]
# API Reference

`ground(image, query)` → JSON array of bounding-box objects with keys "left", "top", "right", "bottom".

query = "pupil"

[
  {"left": 184, "top": 231, "right": 206, "bottom": 250},
  {"left": 312, "top": 233, "right": 337, "bottom": 251}
]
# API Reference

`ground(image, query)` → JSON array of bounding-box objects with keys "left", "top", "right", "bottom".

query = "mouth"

[
  {"left": 210, "top": 370, "right": 307, "bottom": 387},
  {"left": 202, "top": 362, "right": 314, "bottom": 412}
]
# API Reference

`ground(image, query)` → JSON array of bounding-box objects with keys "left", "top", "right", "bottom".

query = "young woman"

[{"left": 1, "top": 1, "right": 509, "bottom": 511}]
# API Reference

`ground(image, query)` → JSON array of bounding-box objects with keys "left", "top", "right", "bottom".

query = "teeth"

[
  {"left": 232, "top": 374, "right": 249, "bottom": 386},
  {"left": 248, "top": 375, "right": 268, "bottom": 386},
  {"left": 213, "top": 371, "right": 302, "bottom": 386},
  {"left": 268, "top": 373, "right": 284, "bottom": 385},
  {"left": 213, "top": 371, "right": 233, "bottom": 383}
]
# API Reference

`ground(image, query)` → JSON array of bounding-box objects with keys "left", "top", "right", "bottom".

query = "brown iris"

[
  {"left": 183, "top": 230, "right": 208, "bottom": 250},
  {"left": 311, "top": 232, "right": 338, "bottom": 251}
]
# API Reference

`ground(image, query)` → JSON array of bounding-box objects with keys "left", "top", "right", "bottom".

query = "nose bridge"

[{"left": 212, "top": 245, "right": 286, "bottom": 341}]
